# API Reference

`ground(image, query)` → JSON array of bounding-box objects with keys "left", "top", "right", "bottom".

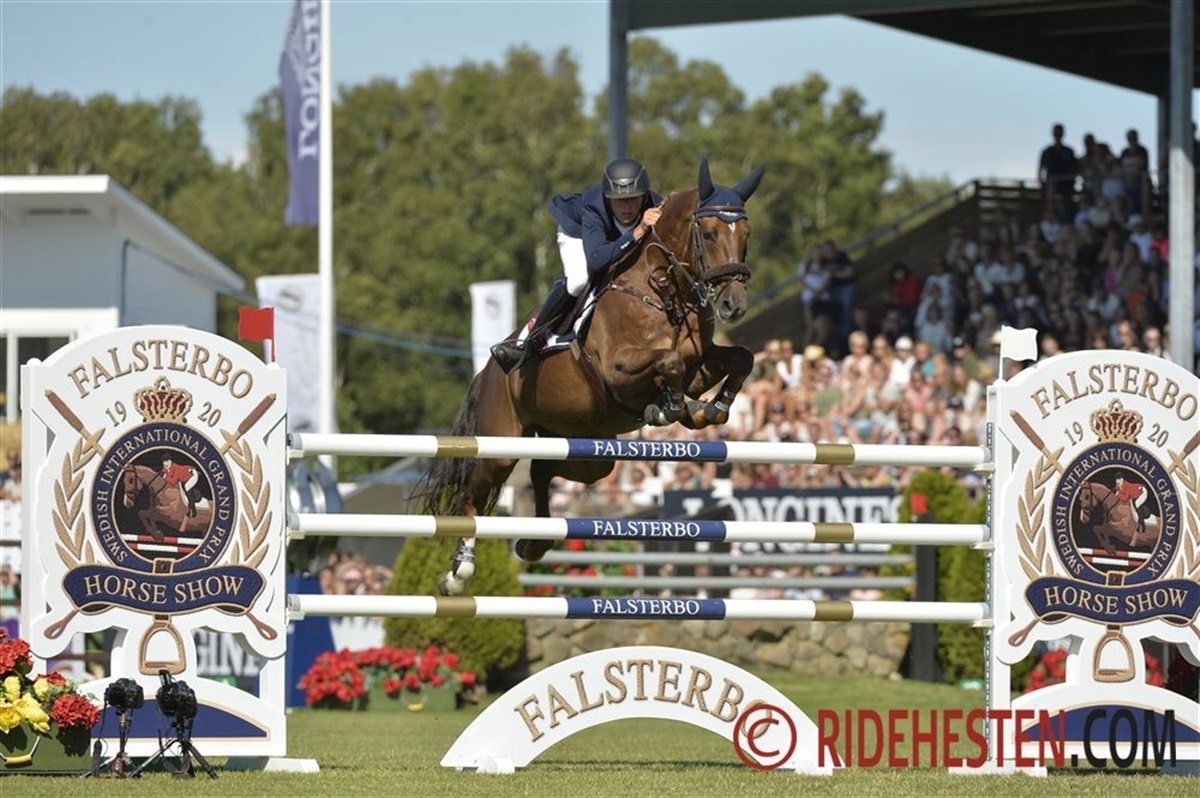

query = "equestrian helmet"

[{"left": 601, "top": 158, "right": 651, "bottom": 199}]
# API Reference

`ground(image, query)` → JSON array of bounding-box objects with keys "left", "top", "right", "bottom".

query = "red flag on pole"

[
  {"left": 239, "top": 307, "right": 276, "bottom": 362},
  {"left": 239, "top": 307, "right": 275, "bottom": 341}
]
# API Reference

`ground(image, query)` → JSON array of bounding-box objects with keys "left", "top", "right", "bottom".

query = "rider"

[
  {"left": 161, "top": 456, "right": 200, "bottom": 518},
  {"left": 1113, "top": 474, "right": 1148, "bottom": 536},
  {"left": 490, "top": 157, "right": 663, "bottom": 373}
]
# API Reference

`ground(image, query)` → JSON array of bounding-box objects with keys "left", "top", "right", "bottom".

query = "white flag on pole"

[
  {"left": 470, "top": 281, "right": 516, "bottom": 376},
  {"left": 257, "top": 275, "right": 322, "bottom": 433}
]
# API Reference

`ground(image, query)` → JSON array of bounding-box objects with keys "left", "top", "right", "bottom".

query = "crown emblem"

[
  {"left": 1090, "top": 399, "right": 1142, "bottom": 443},
  {"left": 134, "top": 377, "right": 192, "bottom": 423}
]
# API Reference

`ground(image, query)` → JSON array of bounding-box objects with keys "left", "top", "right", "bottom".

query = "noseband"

[{"left": 691, "top": 205, "right": 752, "bottom": 288}]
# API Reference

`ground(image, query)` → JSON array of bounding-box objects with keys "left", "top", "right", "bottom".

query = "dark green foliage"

[
  {"left": 1, "top": 41, "right": 952, "bottom": 474},
  {"left": 892, "top": 470, "right": 991, "bottom": 683},
  {"left": 382, "top": 537, "right": 524, "bottom": 686}
]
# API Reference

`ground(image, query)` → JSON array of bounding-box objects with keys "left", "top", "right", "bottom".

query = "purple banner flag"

[{"left": 280, "top": 0, "right": 320, "bottom": 226}]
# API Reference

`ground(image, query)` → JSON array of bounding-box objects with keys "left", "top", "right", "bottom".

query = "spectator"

[
  {"left": 888, "top": 260, "right": 923, "bottom": 326},
  {"left": 888, "top": 336, "right": 916, "bottom": 388},
  {"left": 1119, "top": 128, "right": 1151, "bottom": 214},
  {"left": 1, "top": 460, "right": 21, "bottom": 502},
  {"left": 774, "top": 338, "right": 804, "bottom": 392},
  {"left": 1142, "top": 326, "right": 1168, "bottom": 360},
  {"left": 1127, "top": 214, "right": 1152, "bottom": 263},
  {"left": 1038, "top": 123, "right": 1077, "bottom": 212},
  {"left": 823, "top": 241, "right": 858, "bottom": 356},
  {"left": 915, "top": 302, "right": 954, "bottom": 355}
]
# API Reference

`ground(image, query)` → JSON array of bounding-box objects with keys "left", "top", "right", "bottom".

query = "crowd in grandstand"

[{"left": 545, "top": 121, "right": 1196, "bottom": 604}]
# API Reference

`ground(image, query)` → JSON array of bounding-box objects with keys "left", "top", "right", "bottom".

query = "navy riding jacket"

[{"left": 548, "top": 186, "right": 662, "bottom": 274}]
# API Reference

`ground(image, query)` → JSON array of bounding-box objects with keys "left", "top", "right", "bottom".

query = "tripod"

[
  {"left": 86, "top": 708, "right": 134, "bottom": 778},
  {"left": 127, "top": 715, "right": 217, "bottom": 780}
]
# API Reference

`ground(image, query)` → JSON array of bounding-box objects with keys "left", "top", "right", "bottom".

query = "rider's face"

[{"left": 609, "top": 194, "right": 645, "bottom": 226}]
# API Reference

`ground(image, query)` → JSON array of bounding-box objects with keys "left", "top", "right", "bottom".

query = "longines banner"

[
  {"left": 663, "top": 488, "right": 899, "bottom": 552},
  {"left": 21, "top": 326, "right": 289, "bottom": 757}
]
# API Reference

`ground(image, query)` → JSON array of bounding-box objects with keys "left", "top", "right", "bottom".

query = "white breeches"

[{"left": 558, "top": 228, "right": 588, "bottom": 297}]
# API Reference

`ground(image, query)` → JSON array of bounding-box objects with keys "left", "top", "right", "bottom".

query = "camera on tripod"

[
  {"left": 104, "top": 678, "right": 145, "bottom": 713},
  {"left": 156, "top": 670, "right": 197, "bottom": 721}
]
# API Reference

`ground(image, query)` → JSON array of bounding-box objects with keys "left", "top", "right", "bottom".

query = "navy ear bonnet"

[{"left": 695, "top": 158, "right": 765, "bottom": 221}]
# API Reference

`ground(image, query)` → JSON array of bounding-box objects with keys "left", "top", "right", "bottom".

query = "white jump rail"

[
  {"left": 288, "top": 594, "right": 991, "bottom": 625},
  {"left": 286, "top": 513, "right": 991, "bottom": 547},
  {"left": 288, "top": 432, "right": 991, "bottom": 469}
]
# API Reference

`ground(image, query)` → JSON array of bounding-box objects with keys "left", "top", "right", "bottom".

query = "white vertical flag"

[
  {"left": 470, "top": 281, "right": 516, "bottom": 376},
  {"left": 257, "top": 275, "right": 322, "bottom": 434}
]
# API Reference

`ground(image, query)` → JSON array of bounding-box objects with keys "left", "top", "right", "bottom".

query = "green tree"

[{"left": 1, "top": 87, "right": 214, "bottom": 213}]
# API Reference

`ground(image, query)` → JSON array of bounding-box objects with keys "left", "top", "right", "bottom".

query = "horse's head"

[
  {"left": 689, "top": 158, "right": 764, "bottom": 322},
  {"left": 1078, "top": 481, "right": 1108, "bottom": 525},
  {"left": 120, "top": 465, "right": 141, "bottom": 509}
]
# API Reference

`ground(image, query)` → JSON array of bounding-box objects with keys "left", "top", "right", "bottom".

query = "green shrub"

[
  {"left": 383, "top": 537, "right": 524, "bottom": 687},
  {"left": 886, "top": 470, "right": 987, "bottom": 683}
]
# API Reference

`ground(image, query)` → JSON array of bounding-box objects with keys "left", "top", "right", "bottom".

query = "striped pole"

[
  {"left": 289, "top": 433, "right": 989, "bottom": 469},
  {"left": 288, "top": 594, "right": 989, "bottom": 624},
  {"left": 287, "top": 513, "right": 989, "bottom": 546}
]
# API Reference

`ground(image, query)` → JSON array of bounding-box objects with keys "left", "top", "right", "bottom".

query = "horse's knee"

[{"left": 729, "top": 345, "right": 754, "bottom": 377}]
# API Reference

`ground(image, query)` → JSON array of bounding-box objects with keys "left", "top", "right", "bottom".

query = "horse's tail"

[{"left": 413, "top": 371, "right": 502, "bottom": 517}]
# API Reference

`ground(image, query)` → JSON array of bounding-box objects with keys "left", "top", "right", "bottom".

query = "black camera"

[
  {"left": 156, "top": 670, "right": 197, "bottom": 720},
  {"left": 104, "top": 678, "right": 145, "bottom": 713}
]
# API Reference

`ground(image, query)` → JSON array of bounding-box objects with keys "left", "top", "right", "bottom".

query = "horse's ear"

[
  {"left": 697, "top": 157, "right": 715, "bottom": 202},
  {"left": 732, "top": 165, "right": 765, "bottom": 202}
]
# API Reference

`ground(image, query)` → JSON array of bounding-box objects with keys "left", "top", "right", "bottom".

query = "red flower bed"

[{"left": 299, "top": 643, "right": 478, "bottom": 709}]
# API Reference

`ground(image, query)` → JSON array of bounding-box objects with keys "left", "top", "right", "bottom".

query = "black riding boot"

[{"left": 491, "top": 280, "right": 573, "bottom": 374}]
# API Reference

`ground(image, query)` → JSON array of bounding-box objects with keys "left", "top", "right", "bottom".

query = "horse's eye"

[{"left": 703, "top": 228, "right": 717, "bottom": 242}]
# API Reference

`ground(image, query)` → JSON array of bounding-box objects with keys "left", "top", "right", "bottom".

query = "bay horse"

[
  {"left": 121, "top": 464, "right": 212, "bottom": 543},
  {"left": 1077, "top": 479, "right": 1156, "bottom": 554},
  {"left": 421, "top": 158, "right": 763, "bottom": 596}
]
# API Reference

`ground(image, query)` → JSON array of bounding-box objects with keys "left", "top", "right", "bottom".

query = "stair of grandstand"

[{"left": 729, "top": 179, "right": 1043, "bottom": 355}]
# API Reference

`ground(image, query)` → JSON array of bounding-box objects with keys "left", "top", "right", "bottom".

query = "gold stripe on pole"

[
  {"left": 812, "top": 443, "right": 855, "bottom": 465},
  {"left": 812, "top": 523, "right": 855, "bottom": 543},
  {"left": 436, "top": 437, "right": 479, "bottom": 458},
  {"left": 433, "top": 517, "right": 477, "bottom": 538},
  {"left": 812, "top": 601, "right": 854, "bottom": 622},
  {"left": 435, "top": 597, "right": 478, "bottom": 618}
]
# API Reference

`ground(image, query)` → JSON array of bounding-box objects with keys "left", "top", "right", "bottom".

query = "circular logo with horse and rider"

[
  {"left": 1055, "top": 400, "right": 1178, "bottom": 585},
  {"left": 83, "top": 377, "right": 239, "bottom": 574},
  {"left": 90, "top": 378, "right": 237, "bottom": 572}
]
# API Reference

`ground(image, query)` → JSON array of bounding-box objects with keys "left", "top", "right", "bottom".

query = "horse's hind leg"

[
  {"left": 436, "top": 456, "right": 519, "bottom": 596},
  {"left": 515, "top": 459, "right": 615, "bottom": 564}
]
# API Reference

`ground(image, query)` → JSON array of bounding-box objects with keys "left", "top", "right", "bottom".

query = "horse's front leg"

[
  {"left": 678, "top": 344, "right": 755, "bottom": 429},
  {"left": 610, "top": 345, "right": 689, "bottom": 426},
  {"left": 137, "top": 509, "right": 162, "bottom": 542},
  {"left": 515, "top": 459, "right": 615, "bottom": 564}
]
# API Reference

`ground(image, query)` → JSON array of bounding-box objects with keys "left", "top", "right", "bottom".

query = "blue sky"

[{"left": 0, "top": 1, "right": 1182, "bottom": 185}]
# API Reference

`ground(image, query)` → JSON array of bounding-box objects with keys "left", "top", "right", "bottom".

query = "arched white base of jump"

[{"left": 441, "top": 645, "right": 837, "bottom": 774}]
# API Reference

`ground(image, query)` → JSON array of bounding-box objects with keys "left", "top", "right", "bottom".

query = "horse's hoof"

[
  {"left": 514, "top": 539, "right": 551, "bottom": 563},
  {"left": 437, "top": 572, "right": 467, "bottom": 597},
  {"left": 644, "top": 404, "right": 668, "bottom": 426}
]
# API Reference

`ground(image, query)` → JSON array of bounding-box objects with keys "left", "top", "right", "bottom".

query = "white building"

[{"left": 0, "top": 175, "right": 243, "bottom": 423}]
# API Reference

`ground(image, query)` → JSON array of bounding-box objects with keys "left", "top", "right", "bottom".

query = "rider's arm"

[{"left": 580, "top": 204, "right": 637, "bottom": 275}]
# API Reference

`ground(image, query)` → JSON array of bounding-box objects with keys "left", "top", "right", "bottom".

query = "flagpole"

[{"left": 318, "top": 0, "right": 336, "bottom": 471}]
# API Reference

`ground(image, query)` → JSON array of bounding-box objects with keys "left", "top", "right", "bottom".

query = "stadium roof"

[{"left": 619, "top": 0, "right": 1198, "bottom": 96}]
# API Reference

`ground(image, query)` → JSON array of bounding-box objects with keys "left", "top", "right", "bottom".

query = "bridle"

[
  {"left": 124, "top": 467, "right": 167, "bottom": 506},
  {"left": 1080, "top": 481, "right": 1116, "bottom": 524},
  {"left": 635, "top": 203, "right": 751, "bottom": 319}
]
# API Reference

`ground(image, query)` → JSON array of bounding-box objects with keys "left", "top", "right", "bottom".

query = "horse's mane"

[{"left": 607, "top": 186, "right": 699, "bottom": 276}]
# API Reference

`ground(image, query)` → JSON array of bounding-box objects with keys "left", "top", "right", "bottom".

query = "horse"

[
  {"left": 1077, "top": 479, "right": 1157, "bottom": 554},
  {"left": 120, "top": 464, "right": 212, "bottom": 543},
  {"left": 421, "top": 158, "right": 764, "bottom": 596}
]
